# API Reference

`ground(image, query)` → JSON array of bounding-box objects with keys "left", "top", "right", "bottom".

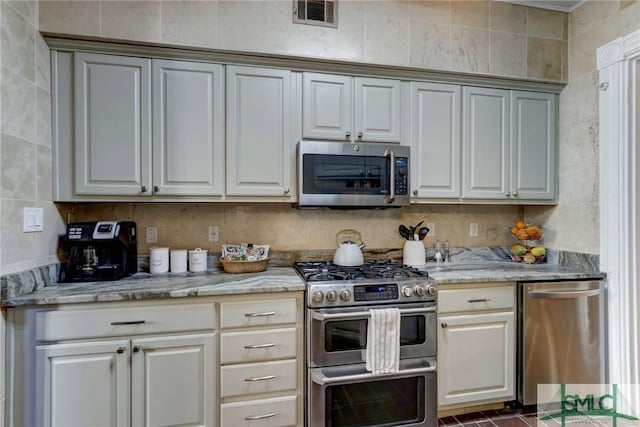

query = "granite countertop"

[
  {"left": 2, "top": 261, "right": 605, "bottom": 307},
  {"left": 3, "top": 267, "right": 306, "bottom": 307}
]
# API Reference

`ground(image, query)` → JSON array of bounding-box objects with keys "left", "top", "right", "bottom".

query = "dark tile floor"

[{"left": 438, "top": 406, "right": 543, "bottom": 427}]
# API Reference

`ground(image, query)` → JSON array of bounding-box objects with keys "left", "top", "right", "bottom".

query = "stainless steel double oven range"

[{"left": 294, "top": 261, "right": 438, "bottom": 427}]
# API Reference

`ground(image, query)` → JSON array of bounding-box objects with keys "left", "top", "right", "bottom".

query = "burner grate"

[{"left": 294, "top": 261, "right": 428, "bottom": 282}]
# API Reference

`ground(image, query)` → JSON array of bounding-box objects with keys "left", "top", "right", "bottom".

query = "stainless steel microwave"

[{"left": 297, "top": 140, "right": 410, "bottom": 208}]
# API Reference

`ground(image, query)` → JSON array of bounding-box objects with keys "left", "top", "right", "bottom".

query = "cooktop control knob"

[
  {"left": 414, "top": 285, "right": 426, "bottom": 297},
  {"left": 326, "top": 290, "right": 338, "bottom": 302},
  {"left": 402, "top": 286, "right": 414, "bottom": 297},
  {"left": 427, "top": 285, "right": 437, "bottom": 296},
  {"left": 339, "top": 289, "right": 351, "bottom": 301},
  {"left": 312, "top": 290, "right": 324, "bottom": 303}
]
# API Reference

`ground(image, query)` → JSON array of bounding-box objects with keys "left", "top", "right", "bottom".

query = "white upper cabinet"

[
  {"left": 462, "top": 87, "right": 510, "bottom": 199},
  {"left": 302, "top": 73, "right": 402, "bottom": 143},
  {"left": 74, "top": 53, "right": 152, "bottom": 196},
  {"left": 462, "top": 87, "right": 557, "bottom": 201},
  {"left": 152, "top": 60, "right": 224, "bottom": 196},
  {"left": 226, "top": 66, "right": 295, "bottom": 197},
  {"left": 410, "top": 82, "right": 462, "bottom": 199},
  {"left": 510, "top": 91, "right": 557, "bottom": 200}
]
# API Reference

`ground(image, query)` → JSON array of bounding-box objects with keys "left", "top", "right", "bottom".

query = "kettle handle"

[{"left": 336, "top": 229, "right": 363, "bottom": 246}]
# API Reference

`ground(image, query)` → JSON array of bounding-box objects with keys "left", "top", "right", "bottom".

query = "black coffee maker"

[{"left": 64, "top": 221, "right": 137, "bottom": 282}]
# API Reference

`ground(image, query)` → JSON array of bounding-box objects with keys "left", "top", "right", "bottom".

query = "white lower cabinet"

[{"left": 437, "top": 283, "right": 515, "bottom": 409}]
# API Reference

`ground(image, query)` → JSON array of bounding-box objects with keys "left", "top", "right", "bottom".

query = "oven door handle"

[
  {"left": 311, "top": 365, "right": 437, "bottom": 385},
  {"left": 311, "top": 306, "right": 435, "bottom": 321}
]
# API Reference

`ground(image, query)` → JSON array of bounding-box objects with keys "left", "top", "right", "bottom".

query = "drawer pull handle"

[
  {"left": 244, "top": 311, "right": 276, "bottom": 317},
  {"left": 245, "top": 413, "right": 275, "bottom": 421},
  {"left": 244, "top": 374, "right": 276, "bottom": 382},
  {"left": 244, "top": 343, "right": 275, "bottom": 349},
  {"left": 467, "top": 298, "right": 491, "bottom": 303},
  {"left": 116, "top": 347, "right": 126, "bottom": 354},
  {"left": 110, "top": 320, "right": 146, "bottom": 325}
]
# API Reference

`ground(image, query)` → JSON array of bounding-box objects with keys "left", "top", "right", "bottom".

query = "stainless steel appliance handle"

[
  {"left": 311, "top": 306, "right": 435, "bottom": 321},
  {"left": 385, "top": 149, "right": 395, "bottom": 204},
  {"left": 311, "top": 365, "right": 437, "bottom": 385},
  {"left": 527, "top": 289, "right": 601, "bottom": 299}
]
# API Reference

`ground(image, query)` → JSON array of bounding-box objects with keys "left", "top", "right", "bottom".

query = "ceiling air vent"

[{"left": 293, "top": 0, "right": 338, "bottom": 28}]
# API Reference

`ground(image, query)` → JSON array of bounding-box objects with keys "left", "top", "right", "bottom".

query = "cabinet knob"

[
  {"left": 512, "top": 192, "right": 518, "bottom": 197},
  {"left": 357, "top": 132, "right": 363, "bottom": 139},
  {"left": 141, "top": 186, "right": 147, "bottom": 193},
  {"left": 413, "top": 189, "right": 418, "bottom": 196},
  {"left": 441, "top": 322, "right": 448, "bottom": 329},
  {"left": 153, "top": 185, "right": 159, "bottom": 193},
  {"left": 345, "top": 131, "right": 351, "bottom": 139},
  {"left": 283, "top": 187, "right": 290, "bottom": 194},
  {"left": 505, "top": 192, "right": 511, "bottom": 197},
  {"left": 133, "top": 345, "right": 141, "bottom": 353},
  {"left": 116, "top": 347, "right": 126, "bottom": 354}
]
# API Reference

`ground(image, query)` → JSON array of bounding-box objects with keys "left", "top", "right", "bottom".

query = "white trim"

[{"left": 598, "top": 28, "right": 640, "bottom": 413}]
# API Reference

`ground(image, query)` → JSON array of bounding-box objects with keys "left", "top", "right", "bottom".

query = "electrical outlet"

[
  {"left": 469, "top": 222, "right": 478, "bottom": 237},
  {"left": 426, "top": 222, "right": 435, "bottom": 237},
  {"left": 146, "top": 226, "right": 158, "bottom": 243},
  {"left": 208, "top": 226, "right": 219, "bottom": 242}
]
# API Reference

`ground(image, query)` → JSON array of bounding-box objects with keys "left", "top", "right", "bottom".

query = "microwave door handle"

[
  {"left": 311, "top": 365, "right": 437, "bottom": 385},
  {"left": 311, "top": 306, "right": 435, "bottom": 321},
  {"left": 385, "top": 149, "right": 395, "bottom": 204}
]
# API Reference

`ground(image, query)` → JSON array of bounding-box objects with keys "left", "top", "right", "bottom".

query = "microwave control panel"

[{"left": 394, "top": 157, "right": 409, "bottom": 195}]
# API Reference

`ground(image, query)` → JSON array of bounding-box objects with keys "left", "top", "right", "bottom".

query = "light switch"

[{"left": 23, "top": 207, "right": 44, "bottom": 233}]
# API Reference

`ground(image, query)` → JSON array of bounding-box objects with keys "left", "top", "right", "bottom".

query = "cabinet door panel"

[
  {"left": 410, "top": 82, "right": 461, "bottom": 198},
  {"left": 462, "top": 87, "right": 510, "bottom": 199},
  {"left": 153, "top": 60, "right": 224, "bottom": 196},
  {"left": 355, "top": 77, "right": 401, "bottom": 142},
  {"left": 438, "top": 312, "right": 514, "bottom": 407},
  {"left": 511, "top": 91, "right": 557, "bottom": 200},
  {"left": 36, "top": 340, "right": 130, "bottom": 427},
  {"left": 226, "top": 66, "right": 293, "bottom": 197},
  {"left": 131, "top": 333, "right": 216, "bottom": 427},
  {"left": 74, "top": 53, "right": 151, "bottom": 195},
  {"left": 302, "top": 73, "right": 352, "bottom": 140}
]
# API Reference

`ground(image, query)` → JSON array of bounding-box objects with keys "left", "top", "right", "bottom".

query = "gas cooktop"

[{"left": 294, "top": 261, "right": 429, "bottom": 282}]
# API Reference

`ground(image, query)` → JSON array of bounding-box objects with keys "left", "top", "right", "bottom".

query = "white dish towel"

[{"left": 365, "top": 308, "right": 400, "bottom": 375}]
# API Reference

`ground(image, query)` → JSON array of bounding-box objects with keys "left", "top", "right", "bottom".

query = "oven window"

[
  {"left": 325, "top": 376, "right": 425, "bottom": 427},
  {"left": 325, "top": 316, "right": 426, "bottom": 352}
]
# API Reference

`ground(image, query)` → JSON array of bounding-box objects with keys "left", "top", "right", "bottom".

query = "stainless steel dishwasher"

[{"left": 518, "top": 280, "right": 606, "bottom": 406}]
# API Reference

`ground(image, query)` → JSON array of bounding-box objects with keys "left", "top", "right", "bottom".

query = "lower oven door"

[
  {"left": 308, "top": 303, "right": 436, "bottom": 367},
  {"left": 308, "top": 357, "right": 437, "bottom": 427}
]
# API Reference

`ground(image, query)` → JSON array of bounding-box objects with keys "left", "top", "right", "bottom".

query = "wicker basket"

[{"left": 220, "top": 257, "right": 270, "bottom": 274}]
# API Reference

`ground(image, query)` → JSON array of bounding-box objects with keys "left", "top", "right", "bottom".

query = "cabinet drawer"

[
  {"left": 221, "top": 395, "right": 297, "bottom": 426},
  {"left": 221, "top": 359, "right": 297, "bottom": 397},
  {"left": 220, "top": 298, "right": 297, "bottom": 328},
  {"left": 220, "top": 327, "right": 297, "bottom": 364},
  {"left": 438, "top": 286, "right": 514, "bottom": 313},
  {"left": 35, "top": 302, "right": 216, "bottom": 341}
]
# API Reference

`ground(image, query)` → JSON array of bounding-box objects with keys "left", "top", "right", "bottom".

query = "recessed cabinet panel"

[
  {"left": 226, "top": 66, "right": 293, "bottom": 197},
  {"left": 462, "top": 87, "right": 510, "bottom": 199},
  {"left": 152, "top": 60, "right": 224, "bottom": 196},
  {"left": 302, "top": 73, "right": 353, "bottom": 140},
  {"left": 410, "top": 82, "right": 461, "bottom": 198},
  {"left": 36, "top": 340, "right": 130, "bottom": 427},
  {"left": 511, "top": 91, "right": 557, "bottom": 200},
  {"left": 355, "top": 77, "right": 401, "bottom": 142},
  {"left": 74, "top": 53, "right": 152, "bottom": 195}
]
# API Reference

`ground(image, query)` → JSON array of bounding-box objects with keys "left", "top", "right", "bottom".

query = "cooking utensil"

[
  {"left": 418, "top": 227, "right": 430, "bottom": 241},
  {"left": 399, "top": 225, "right": 411, "bottom": 240},
  {"left": 333, "top": 229, "right": 365, "bottom": 266}
]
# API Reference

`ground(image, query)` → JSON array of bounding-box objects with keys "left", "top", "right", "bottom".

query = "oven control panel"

[
  {"left": 307, "top": 281, "right": 437, "bottom": 308},
  {"left": 354, "top": 284, "right": 398, "bottom": 301}
]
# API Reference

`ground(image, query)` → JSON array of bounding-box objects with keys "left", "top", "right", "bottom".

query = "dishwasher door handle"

[{"left": 527, "top": 289, "right": 601, "bottom": 299}]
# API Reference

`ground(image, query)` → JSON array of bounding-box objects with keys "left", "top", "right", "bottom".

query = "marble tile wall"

[
  {"left": 1, "top": 0, "right": 66, "bottom": 277},
  {"left": 38, "top": 0, "right": 567, "bottom": 81},
  {"left": 525, "top": 0, "right": 640, "bottom": 255}
]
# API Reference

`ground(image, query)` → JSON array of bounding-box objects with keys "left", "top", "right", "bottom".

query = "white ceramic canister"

[
  {"left": 170, "top": 249, "right": 188, "bottom": 273},
  {"left": 189, "top": 248, "right": 208, "bottom": 273},
  {"left": 149, "top": 246, "right": 170, "bottom": 274},
  {"left": 403, "top": 240, "right": 426, "bottom": 266}
]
